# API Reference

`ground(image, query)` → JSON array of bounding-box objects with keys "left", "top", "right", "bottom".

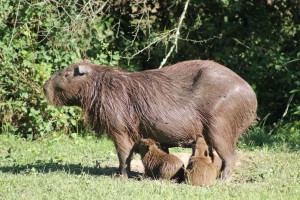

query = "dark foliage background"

[{"left": 0, "top": 0, "right": 299, "bottom": 147}]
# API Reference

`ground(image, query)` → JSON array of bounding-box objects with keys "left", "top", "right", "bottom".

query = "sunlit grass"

[{"left": 0, "top": 133, "right": 299, "bottom": 199}]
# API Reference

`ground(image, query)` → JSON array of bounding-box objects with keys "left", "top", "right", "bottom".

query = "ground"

[{"left": 0, "top": 134, "right": 299, "bottom": 199}]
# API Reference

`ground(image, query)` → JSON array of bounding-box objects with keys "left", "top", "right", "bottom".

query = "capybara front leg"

[
  {"left": 117, "top": 149, "right": 132, "bottom": 178},
  {"left": 113, "top": 135, "right": 134, "bottom": 178}
]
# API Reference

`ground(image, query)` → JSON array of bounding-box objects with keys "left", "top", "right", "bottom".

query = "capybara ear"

[{"left": 76, "top": 65, "right": 92, "bottom": 75}]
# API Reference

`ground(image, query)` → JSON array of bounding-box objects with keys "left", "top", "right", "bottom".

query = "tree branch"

[{"left": 159, "top": 0, "right": 190, "bottom": 69}]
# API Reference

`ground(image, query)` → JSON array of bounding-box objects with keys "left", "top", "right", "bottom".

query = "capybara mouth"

[{"left": 42, "top": 81, "right": 61, "bottom": 106}]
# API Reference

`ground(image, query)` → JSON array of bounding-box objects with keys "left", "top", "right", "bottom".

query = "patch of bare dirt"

[{"left": 131, "top": 152, "right": 192, "bottom": 173}]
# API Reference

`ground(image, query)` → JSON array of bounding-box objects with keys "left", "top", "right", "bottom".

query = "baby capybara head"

[
  {"left": 43, "top": 61, "right": 98, "bottom": 106},
  {"left": 135, "top": 138, "right": 160, "bottom": 157},
  {"left": 192, "top": 137, "right": 209, "bottom": 158}
]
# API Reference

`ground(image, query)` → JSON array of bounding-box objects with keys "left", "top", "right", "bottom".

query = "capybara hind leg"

[
  {"left": 209, "top": 131, "right": 237, "bottom": 180},
  {"left": 220, "top": 151, "right": 237, "bottom": 180}
]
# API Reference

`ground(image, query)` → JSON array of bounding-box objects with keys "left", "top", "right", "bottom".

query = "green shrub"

[{"left": 0, "top": 1, "right": 121, "bottom": 137}]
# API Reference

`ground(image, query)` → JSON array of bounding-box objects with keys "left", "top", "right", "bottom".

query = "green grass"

[{"left": 0, "top": 133, "right": 299, "bottom": 200}]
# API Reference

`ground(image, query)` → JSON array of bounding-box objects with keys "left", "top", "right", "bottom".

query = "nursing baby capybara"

[
  {"left": 43, "top": 60, "right": 257, "bottom": 179},
  {"left": 185, "top": 137, "right": 219, "bottom": 186},
  {"left": 134, "top": 138, "right": 184, "bottom": 182}
]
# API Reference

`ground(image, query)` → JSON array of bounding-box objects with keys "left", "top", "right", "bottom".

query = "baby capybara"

[
  {"left": 185, "top": 137, "right": 218, "bottom": 186},
  {"left": 134, "top": 138, "right": 184, "bottom": 182}
]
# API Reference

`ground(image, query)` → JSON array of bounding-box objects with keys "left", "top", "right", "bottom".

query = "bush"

[{"left": 0, "top": 1, "right": 121, "bottom": 137}]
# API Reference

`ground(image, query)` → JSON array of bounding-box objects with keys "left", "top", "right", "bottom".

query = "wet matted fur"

[{"left": 43, "top": 60, "right": 257, "bottom": 179}]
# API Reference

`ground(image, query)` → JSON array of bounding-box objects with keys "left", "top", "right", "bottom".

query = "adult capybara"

[
  {"left": 185, "top": 137, "right": 218, "bottom": 186},
  {"left": 43, "top": 60, "right": 257, "bottom": 179},
  {"left": 134, "top": 138, "right": 184, "bottom": 182}
]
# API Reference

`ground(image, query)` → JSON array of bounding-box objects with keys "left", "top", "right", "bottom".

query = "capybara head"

[
  {"left": 135, "top": 138, "right": 159, "bottom": 157},
  {"left": 43, "top": 61, "right": 100, "bottom": 107},
  {"left": 192, "top": 137, "right": 209, "bottom": 158}
]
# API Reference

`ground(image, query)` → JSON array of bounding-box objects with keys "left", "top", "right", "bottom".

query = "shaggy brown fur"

[
  {"left": 43, "top": 60, "right": 257, "bottom": 179},
  {"left": 185, "top": 137, "right": 218, "bottom": 186},
  {"left": 134, "top": 138, "right": 184, "bottom": 182}
]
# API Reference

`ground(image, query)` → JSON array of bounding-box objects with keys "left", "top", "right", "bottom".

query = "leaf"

[
  {"left": 70, "top": 119, "right": 77, "bottom": 126},
  {"left": 290, "top": 89, "right": 300, "bottom": 94}
]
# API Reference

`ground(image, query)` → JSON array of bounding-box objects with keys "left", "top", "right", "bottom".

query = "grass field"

[{"left": 0, "top": 133, "right": 299, "bottom": 200}]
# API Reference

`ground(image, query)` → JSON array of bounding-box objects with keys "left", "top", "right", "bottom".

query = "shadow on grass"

[{"left": 0, "top": 161, "right": 142, "bottom": 178}]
